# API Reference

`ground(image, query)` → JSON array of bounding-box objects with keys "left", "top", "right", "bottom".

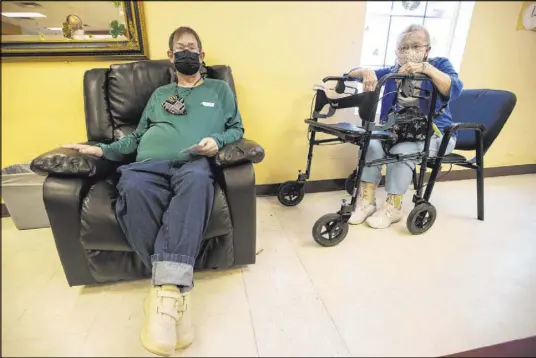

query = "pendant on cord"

[{"left": 162, "top": 95, "right": 187, "bottom": 115}]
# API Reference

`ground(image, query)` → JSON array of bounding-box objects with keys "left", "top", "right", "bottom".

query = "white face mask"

[{"left": 397, "top": 49, "right": 426, "bottom": 66}]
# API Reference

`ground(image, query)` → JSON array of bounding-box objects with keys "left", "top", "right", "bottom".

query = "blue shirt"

[{"left": 373, "top": 57, "right": 464, "bottom": 137}]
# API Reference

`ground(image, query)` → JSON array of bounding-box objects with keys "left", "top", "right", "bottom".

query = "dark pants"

[{"left": 115, "top": 158, "right": 215, "bottom": 291}]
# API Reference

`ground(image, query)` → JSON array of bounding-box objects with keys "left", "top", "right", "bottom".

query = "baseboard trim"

[
  {"left": 255, "top": 163, "right": 536, "bottom": 196},
  {"left": 1, "top": 164, "right": 534, "bottom": 219}
]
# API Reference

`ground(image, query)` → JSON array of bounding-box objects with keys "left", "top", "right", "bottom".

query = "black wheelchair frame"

[{"left": 276, "top": 72, "right": 466, "bottom": 246}]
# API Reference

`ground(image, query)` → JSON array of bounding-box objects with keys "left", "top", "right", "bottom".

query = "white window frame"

[{"left": 360, "top": 1, "right": 475, "bottom": 73}]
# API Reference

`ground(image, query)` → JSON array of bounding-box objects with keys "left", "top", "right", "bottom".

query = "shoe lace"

[
  {"left": 356, "top": 200, "right": 369, "bottom": 211},
  {"left": 357, "top": 194, "right": 375, "bottom": 209},
  {"left": 357, "top": 185, "right": 375, "bottom": 208},
  {"left": 378, "top": 202, "right": 397, "bottom": 217}
]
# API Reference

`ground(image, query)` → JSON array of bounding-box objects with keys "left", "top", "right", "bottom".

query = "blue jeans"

[
  {"left": 361, "top": 135, "right": 457, "bottom": 195},
  {"left": 115, "top": 158, "right": 215, "bottom": 291}
]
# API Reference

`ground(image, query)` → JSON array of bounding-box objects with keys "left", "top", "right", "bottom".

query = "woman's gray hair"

[{"left": 398, "top": 24, "right": 431, "bottom": 45}]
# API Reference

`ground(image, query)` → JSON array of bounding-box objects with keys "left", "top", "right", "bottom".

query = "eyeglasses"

[{"left": 397, "top": 44, "right": 429, "bottom": 53}]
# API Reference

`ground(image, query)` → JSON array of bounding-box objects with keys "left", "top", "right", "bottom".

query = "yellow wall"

[
  {"left": 2, "top": 1, "right": 535, "bottom": 185},
  {"left": 457, "top": 1, "right": 536, "bottom": 168}
]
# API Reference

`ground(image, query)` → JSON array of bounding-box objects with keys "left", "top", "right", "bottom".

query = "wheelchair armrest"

[
  {"left": 31, "top": 141, "right": 118, "bottom": 179},
  {"left": 214, "top": 138, "right": 265, "bottom": 168}
]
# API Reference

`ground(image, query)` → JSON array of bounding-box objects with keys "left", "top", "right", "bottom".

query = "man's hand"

[
  {"left": 197, "top": 137, "right": 219, "bottom": 157},
  {"left": 61, "top": 144, "right": 104, "bottom": 157},
  {"left": 362, "top": 68, "right": 378, "bottom": 92},
  {"left": 398, "top": 61, "right": 431, "bottom": 75}
]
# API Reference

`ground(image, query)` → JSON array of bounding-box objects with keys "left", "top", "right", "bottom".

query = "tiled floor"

[{"left": 2, "top": 174, "right": 536, "bottom": 357}]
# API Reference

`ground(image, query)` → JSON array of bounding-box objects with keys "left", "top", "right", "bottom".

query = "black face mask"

[{"left": 173, "top": 50, "right": 201, "bottom": 76}]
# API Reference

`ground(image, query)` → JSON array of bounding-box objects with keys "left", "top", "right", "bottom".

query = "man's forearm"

[
  {"left": 96, "top": 134, "right": 139, "bottom": 161},
  {"left": 210, "top": 127, "right": 244, "bottom": 149}
]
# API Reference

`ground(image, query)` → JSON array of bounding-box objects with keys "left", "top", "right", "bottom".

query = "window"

[{"left": 360, "top": 1, "right": 475, "bottom": 72}]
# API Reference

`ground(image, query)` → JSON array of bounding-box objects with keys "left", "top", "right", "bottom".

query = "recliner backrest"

[
  {"left": 107, "top": 60, "right": 175, "bottom": 139},
  {"left": 83, "top": 60, "right": 237, "bottom": 142},
  {"left": 450, "top": 89, "right": 517, "bottom": 152}
]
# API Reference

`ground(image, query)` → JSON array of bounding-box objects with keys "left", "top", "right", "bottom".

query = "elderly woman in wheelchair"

[
  {"left": 347, "top": 24, "right": 463, "bottom": 229},
  {"left": 277, "top": 23, "right": 465, "bottom": 245}
]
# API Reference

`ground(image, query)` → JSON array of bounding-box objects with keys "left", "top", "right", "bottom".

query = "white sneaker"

[
  {"left": 366, "top": 202, "right": 403, "bottom": 229},
  {"left": 141, "top": 285, "right": 182, "bottom": 356},
  {"left": 175, "top": 291, "right": 195, "bottom": 350},
  {"left": 349, "top": 200, "right": 377, "bottom": 225}
]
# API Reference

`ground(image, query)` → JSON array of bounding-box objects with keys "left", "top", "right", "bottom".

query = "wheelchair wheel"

[
  {"left": 406, "top": 203, "right": 437, "bottom": 235},
  {"left": 277, "top": 181, "right": 305, "bottom": 206},
  {"left": 345, "top": 170, "right": 357, "bottom": 195},
  {"left": 312, "top": 213, "right": 349, "bottom": 247}
]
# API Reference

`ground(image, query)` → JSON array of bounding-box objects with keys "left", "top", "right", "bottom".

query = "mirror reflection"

[{"left": 1, "top": 1, "right": 129, "bottom": 42}]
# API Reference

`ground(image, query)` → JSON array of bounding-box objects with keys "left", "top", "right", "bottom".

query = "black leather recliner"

[{"left": 31, "top": 60, "right": 265, "bottom": 287}]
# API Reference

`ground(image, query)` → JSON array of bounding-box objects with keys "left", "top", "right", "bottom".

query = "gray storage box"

[{"left": 1, "top": 164, "right": 50, "bottom": 230}]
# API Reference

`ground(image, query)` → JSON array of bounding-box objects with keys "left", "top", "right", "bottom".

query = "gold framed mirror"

[{"left": 1, "top": 1, "right": 148, "bottom": 61}]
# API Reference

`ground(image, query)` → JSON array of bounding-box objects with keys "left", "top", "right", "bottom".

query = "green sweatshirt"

[{"left": 97, "top": 78, "right": 244, "bottom": 162}]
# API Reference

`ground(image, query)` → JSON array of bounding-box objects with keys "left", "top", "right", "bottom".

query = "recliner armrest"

[
  {"left": 214, "top": 138, "right": 265, "bottom": 168},
  {"left": 31, "top": 141, "right": 117, "bottom": 178}
]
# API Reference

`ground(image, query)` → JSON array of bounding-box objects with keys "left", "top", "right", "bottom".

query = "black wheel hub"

[
  {"left": 415, "top": 210, "right": 432, "bottom": 228},
  {"left": 320, "top": 220, "right": 343, "bottom": 241},
  {"left": 281, "top": 185, "right": 301, "bottom": 202},
  {"left": 406, "top": 202, "right": 437, "bottom": 235},
  {"left": 312, "top": 213, "right": 349, "bottom": 247},
  {"left": 277, "top": 181, "right": 305, "bottom": 207}
]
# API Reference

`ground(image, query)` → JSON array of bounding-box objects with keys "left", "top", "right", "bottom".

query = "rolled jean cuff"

[
  {"left": 151, "top": 254, "right": 195, "bottom": 290},
  {"left": 361, "top": 170, "right": 382, "bottom": 185}
]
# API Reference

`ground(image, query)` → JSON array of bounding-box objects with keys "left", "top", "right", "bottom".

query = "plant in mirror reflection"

[
  {"left": 109, "top": 20, "right": 126, "bottom": 38},
  {"left": 62, "top": 22, "right": 72, "bottom": 39}
]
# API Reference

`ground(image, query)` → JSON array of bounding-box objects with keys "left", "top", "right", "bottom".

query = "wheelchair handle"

[
  {"left": 323, "top": 75, "right": 360, "bottom": 94},
  {"left": 322, "top": 75, "right": 349, "bottom": 83},
  {"left": 374, "top": 72, "right": 433, "bottom": 97}
]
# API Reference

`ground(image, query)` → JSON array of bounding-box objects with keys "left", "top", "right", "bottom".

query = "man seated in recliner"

[{"left": 62, "top": 27, "right": 243, "bottom": 356}]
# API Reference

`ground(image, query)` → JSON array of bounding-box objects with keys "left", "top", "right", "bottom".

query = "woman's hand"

[
  {"left": 362, "top": 68, "right": 378, "bottom": 92},
  {"left": 61, "top": 144, "right": 104, "bottom": 157},
  {"left": 398, "top": 61, "right": 430, "bottom": 75},
  {"left": 348, "top": 67, "right": 378, "bottom": 92},
  {"left": 399, "top": 62, "right": 452, "bottom": 97}
]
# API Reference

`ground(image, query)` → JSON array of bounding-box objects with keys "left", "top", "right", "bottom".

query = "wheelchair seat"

[
  {"left": 442, "top": 153, "right": 469, "bottom": 164},
  {"left": 304, "top": 120, "right": 394, "bottom": 140},
  {"left": 426, "top": 152, "right": 469, "bottom": 168}
]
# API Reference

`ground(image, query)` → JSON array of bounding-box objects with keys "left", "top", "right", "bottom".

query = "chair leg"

[
  {"left": 475, "top": 131, "right": 484, "bottom": 221},
  {"left": 476, "top": 166, "right": 484, "bottom": 221}
]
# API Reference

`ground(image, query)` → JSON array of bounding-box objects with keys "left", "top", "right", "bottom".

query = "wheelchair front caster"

[
  {"left": 312, "top": 213, "right": 349, "bottom": 247},
  {"left": 345, "top": 170, "right": 357, "bottom": 196},
  {"left": 406, "top": 202, "right": 437, "bottom": 235},
  {"left": 277, "top": 181, "right": 305, "bottom": 206}
]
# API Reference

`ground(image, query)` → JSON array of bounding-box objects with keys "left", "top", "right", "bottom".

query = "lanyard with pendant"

[{"left": 162, "top": 77, "right": 203, "bottom": 116}]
